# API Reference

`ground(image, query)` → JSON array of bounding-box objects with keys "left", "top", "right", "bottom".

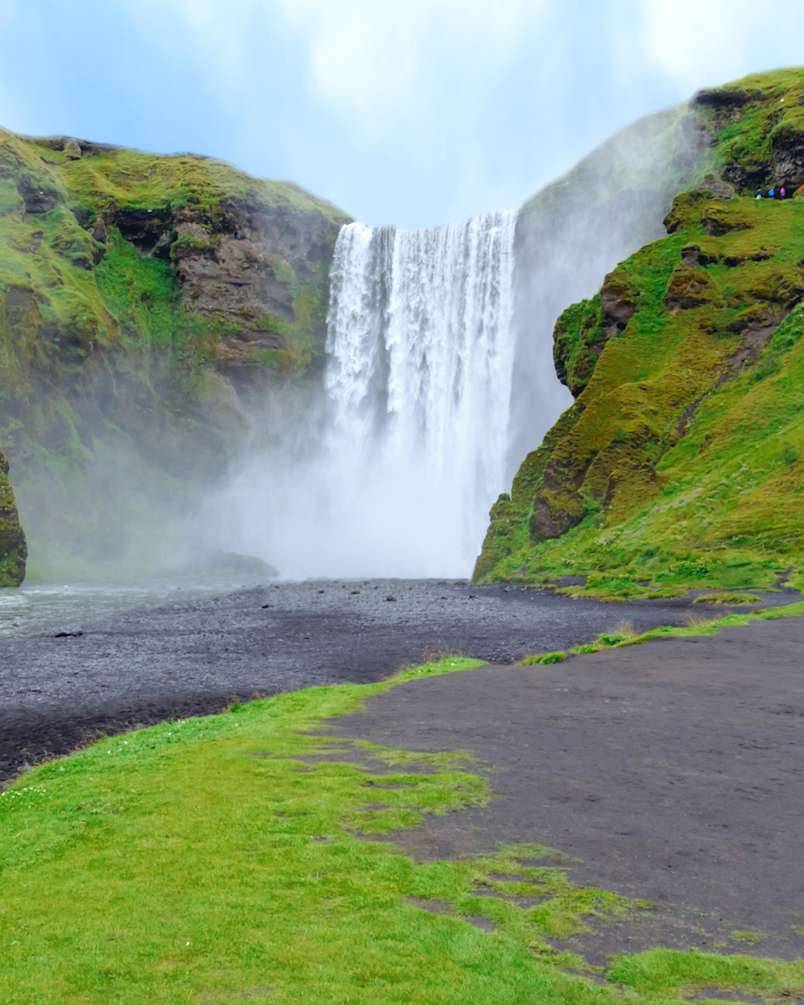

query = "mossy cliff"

[
  {"left": 477, "top": 69, "right": 804, "bottom": 598},
  {"left": 0, "top": 130, "right": 348, "bottom": 581},
  {"left": 507, "top": 104, "right": 704, "bottom": 468},
  {"left": 0, "top": 447, "right": 25, "bottom": 585}
]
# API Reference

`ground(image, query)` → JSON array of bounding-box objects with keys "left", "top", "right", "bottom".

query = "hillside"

[
  {"left": 476, "top": 69, "right": 804, "bottom": 598},
  {"left": 0, "top": 447, "right": 25, "bottom": 585},
  {"left": 0, "top": 131, "right": 348, "bottom": 583}
]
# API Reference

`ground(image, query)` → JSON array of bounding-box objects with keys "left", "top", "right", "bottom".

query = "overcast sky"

[{"left": 0, "top": 1, "right": 802, "bottom": 228}]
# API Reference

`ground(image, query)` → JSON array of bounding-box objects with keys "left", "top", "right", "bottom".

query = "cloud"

[
  {"left": 0, "top": 0, "right": 24, "bottom": 126},
  {"left": 635, "top": 0, "right": 804, "bottom": 91},
  {"left": 130, "top": 0, "right": 261, "bottom": 99},
  {"left": 273, "top": 0, "right": 548, "bottom": 140}
]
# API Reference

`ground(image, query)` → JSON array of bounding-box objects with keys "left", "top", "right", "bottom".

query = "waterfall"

[
  {"left": 321, "top": 211, "right": 518, "bottom": 576},
  {"left": 208, "top": 211, "right": 520, "bottom": 580}
]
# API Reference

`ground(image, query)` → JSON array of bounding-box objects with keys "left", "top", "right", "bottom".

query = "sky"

[{"left": 0, "top": 0, "right": 802, "bottom": 228}]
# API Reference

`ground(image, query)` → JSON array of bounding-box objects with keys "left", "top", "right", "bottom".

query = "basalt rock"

[
  {"left": 0, "top": 449, "right": 26, "bottom": 587},
  {"left": 16, "top": 173, "right": 61, "bottom": 214}
]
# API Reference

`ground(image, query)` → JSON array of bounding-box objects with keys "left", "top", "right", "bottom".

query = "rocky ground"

[
  {"left": 0, "top": 579, "right": 711, "bottom": 783},
  {"left": 330, "top": 614, "right": 804, "bottom": 961}
]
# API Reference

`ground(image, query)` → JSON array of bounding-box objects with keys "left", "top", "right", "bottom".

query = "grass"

[
  {"left": 2, "top": 639, "right": 804, "bottom": 1004},
  {"left": 519, "top": 597, "right": 804, "bottom": 666},
  {"left": 477, "top": 105, "right": 804, "bottom": 599},
  {"left": 0, "top": 123, "right": 347, "bottom": 578},
  {"left": 693, "top": 591, "right": 761, "bottom": 605}
]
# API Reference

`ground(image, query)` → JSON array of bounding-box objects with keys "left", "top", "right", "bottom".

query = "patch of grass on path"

[
  {"left": 521, "top": 598, "right": 804, "bottom": 665},
  {"left": 1, "top": 654, "right": 802, "bottom": 1004}
]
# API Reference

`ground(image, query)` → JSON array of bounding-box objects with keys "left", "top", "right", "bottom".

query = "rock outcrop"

[
  {"left": 476, "top": 68, "right": 804, "bottom": 598},
  {"left": 0, "top": 449, "right": 26, "bottom": 586},
  {"left": 0, "top": 129, "right": 349, "bottom": 578}
]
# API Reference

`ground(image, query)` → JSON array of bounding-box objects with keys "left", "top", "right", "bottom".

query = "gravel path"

[
  {"left": 0, "top": 578, "right": 704, "bottom": 782},
  {"left": 329, "top": 615, "right": 804, "bottom": 960}
]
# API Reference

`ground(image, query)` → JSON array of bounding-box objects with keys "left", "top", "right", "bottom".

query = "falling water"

[
  {"left": 321, "top": 212, "right": 518, "bottom": 576},
  {"left": 209, "top": 211, "right": 520, "bottom": 579}
]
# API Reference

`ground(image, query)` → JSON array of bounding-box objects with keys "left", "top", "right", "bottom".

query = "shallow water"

[{"left": 0, "top": 576, "right": 264, "bottom": 638}]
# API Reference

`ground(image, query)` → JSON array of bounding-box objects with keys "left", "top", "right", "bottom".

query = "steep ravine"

[{"left": 477, "top": 69, "right": 804, "bottom": 597}]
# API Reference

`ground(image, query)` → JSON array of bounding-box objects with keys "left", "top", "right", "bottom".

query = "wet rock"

[
  {"left": 665, "top": 262, "right": 719, "bottom": 311},
  {"left": 0, "top": 449, "right": 27, "bottom": 587},
  {"left": 16, "top": 173, "right": 61, "bottom": 213},
  {"left": 681, "top": 243, "right": 721, "bottom": 267},
  {"left": 772, "top": 124, "right": 804, "bottom": 189},
  {"left": 600, "top": 274, "right": 637, "bottom": 326},
  {"left": 694, "top": 86, "right": 761, "bottom": 109}
]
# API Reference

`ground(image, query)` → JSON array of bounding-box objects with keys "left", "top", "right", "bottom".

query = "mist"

[
  {"left": 4, "top": 104, "right": 702, "bottom": 587},
  {"left": 198, "top": 108, "right": 701, "bottom": 582}
]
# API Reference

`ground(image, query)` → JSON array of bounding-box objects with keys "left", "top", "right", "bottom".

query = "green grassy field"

[{"left": 2, "top": 615, "right": 804, "bottom": 1004}]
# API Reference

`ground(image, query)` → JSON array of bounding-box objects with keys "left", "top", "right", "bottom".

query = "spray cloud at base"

[
  {"left": 210, "top": 211, "right": 532, "bottom": 579},
  {"left": 207, "top": 109, "right": 702, "bottom": 581}
]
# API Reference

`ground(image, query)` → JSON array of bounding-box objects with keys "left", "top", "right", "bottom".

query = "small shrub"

[
  {"left": 520, "top": 651, "right": 567, "bottom": 666},
  {"left": 686, "top": 612, "right": 714, "bottom": 629},
  {"left": 694, "top": 592, "right": 760, "bottom": 605}
]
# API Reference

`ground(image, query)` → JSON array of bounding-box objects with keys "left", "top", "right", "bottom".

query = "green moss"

[
  {"left": 477, "top": 70, "right": 804, "bottom": 597},
  {"left": 2, "top": 646, "right": 803, "bottom": 1002},
  {"left": 0, "top": 124, "right": 350, "bottom": 575},
  {"left": 693, "top": 592, "right": 761, "bottom": 605},
  {"left": 0, "top": 449, "right": 26, "bottom": 585},
  {"left": 518, "top": 598, "right": 804, "bottom": 666}
]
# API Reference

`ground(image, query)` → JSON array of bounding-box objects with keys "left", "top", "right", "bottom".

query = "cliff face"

[
  {"left": 476, "top": 69, "right": 804, "bottom": 597},
  {"left": 506, "top": 105, "right": 704, "bottom": 471},
  {"left": 0, "top": 130, "right": 349, "bottom": 579},
  {"left": 0, "top": 448, "right": 25, "bottom": 586}
]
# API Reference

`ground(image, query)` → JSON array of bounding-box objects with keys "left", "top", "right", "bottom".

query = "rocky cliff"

[
  {"left": 477, "top": 68, "right": 804, "bottom": 597},
  {"left": 0, "top": 130, "right": 349, "bottom": 581},
  {"left": 0, "top": 447, "right": 25, "bottom": 586}
]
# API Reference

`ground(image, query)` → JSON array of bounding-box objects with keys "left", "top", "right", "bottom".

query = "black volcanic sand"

[
  {"left": 0, "top": 578, "right": 717, "bottom": 783},
  {"left": 329, "top": 615, "right": 804, "bottom": 961}
]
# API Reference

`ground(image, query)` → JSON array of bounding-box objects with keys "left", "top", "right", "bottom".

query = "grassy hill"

[
  {"left": 0, "top": 131, "right": 348, "bottom": 583},
  {"left": 476, "top": 69, "right": 804, "bottom": 598}
]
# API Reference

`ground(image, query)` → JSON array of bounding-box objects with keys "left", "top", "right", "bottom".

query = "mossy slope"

[
  {"left": 476, "top": 69, "right": 804, "bottom": 597},
  {"left": 0, "top": 446, "right": 25, "bottom": 585},
  {"left": 0, "top": 129, "right": 349, "bottom": 579}
]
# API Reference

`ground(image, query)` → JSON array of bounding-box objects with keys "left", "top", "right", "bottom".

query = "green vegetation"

[
  {"left": 0, "top": 126, "right": 349, "bottom": 577},
  {"left": 0, "top": 447, "right": 26, "bottom": 585},
  {"left": 2, "top": 648, "right": 803, "bottom": 1003},
  {"left": 477, "top": 69, "right": 804, "bottom": 599},
  {"left": 47, "top": 141, "right": 346, "bottom": 224},
  {"left": 519, "top": 597, "right": 804, "bottom": 666},
  {"left": 693, "top": 591, "right": 761, "bottom": 605}
]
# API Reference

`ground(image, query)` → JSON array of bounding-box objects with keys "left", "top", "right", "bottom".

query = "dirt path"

[
  {"left": 1, "top": 580, "right": 705, "bottom": 783},
  {"left": 329, "top": 616, "right": 804, "bottom": 960}
]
